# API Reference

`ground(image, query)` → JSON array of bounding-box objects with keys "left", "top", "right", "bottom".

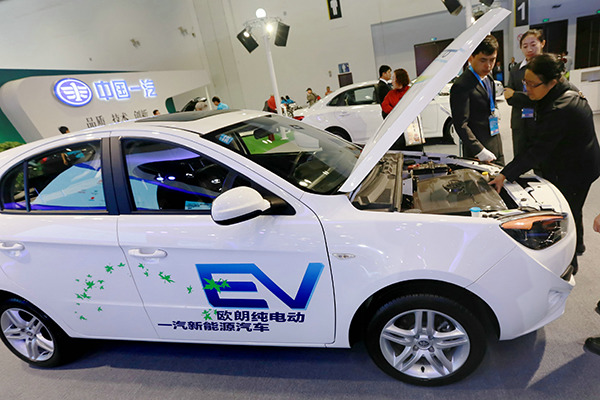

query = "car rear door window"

[{"left": 0, "top": 141, "right": 105, "bottom": 212}]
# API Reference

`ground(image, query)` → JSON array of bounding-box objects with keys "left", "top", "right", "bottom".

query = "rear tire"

[
  {"left": 442, "top": 118, "right": 456, "bottom": 145},
  {"left": 0, "top": 298, "right": 73, "bottom": 367},
  {"left": 365, "top": 294, "right": 486, "bottom": 386}
]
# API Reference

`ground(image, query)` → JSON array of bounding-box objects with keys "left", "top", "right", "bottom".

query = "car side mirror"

[{"left": 211, "top": 186, "right": 271, "bottom": 225}]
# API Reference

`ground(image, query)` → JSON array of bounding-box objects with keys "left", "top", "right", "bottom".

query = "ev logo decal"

[
  {"left": 54, "top": 78, "right": 93, "bottom": 107},
  {"left": 196, "top": 263, "right": 324, "bottom": 309}
]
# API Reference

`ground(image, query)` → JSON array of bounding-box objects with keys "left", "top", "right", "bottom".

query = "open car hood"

[{"left": 339, "top": 7, "right": 510, "bottom": 193}]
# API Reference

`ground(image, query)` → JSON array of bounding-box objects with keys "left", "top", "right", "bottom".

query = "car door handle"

[
  {"left": 0, "top": 242, "right": 25, "bottom": 252},
  {"left": 128, "top": 248, "right": 168, "bottom": 258}
]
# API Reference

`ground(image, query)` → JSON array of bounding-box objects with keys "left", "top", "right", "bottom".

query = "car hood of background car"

[{"left": 338, "top": 7, "right": 509, "bottom": 193}]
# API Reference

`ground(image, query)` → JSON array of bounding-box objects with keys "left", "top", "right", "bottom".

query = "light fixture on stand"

[{"left": 237, "top": 8, "right": 290, "bottom": 115}]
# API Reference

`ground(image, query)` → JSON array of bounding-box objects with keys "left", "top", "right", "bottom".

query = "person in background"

[
  {"left": 212, "top": 96, "right": 229, "bottom": 110},
  {"left": 381, "top": 68, "right": 422, "bottom": 151},
  {"left": 493, "top": 61, "right": 504, "bottom": 85},
  {"left": 381, "top": 68, "right": 410, "bottom": 119},
  {"left": 505, "top": 29, "right": 545, "bottom": 159},
  {"left": 325, "top": 86, "right": 333, "bottom": 96},
  {"left": 561, "top": 51, "right": 573, "bottom": 73},
  {"left": 153, "top": 109, "right": 160, "bottom": 115},
  {"left": 306, "top": 88, "right": 319, "bottom": 107},
  {"left": 508, "top": 56, "right": 517, "bottom": 72},
  {"left": 490, "top": 54, "right": 600, "bottom": 268},
  {"left": 263, "top": 95, "right": 277, "bottom": 113},
  {"left": 58, "top": 126, "right": 70, "bottom": 134},
  {"left": 450, "top": 34, "right": 504, "bottom": 165},
  {"left": 584, "top": 213, "right": 600, "bottom": 354},
  {"left": 374, "top": 65, "right": 392, "bottom": 104}
]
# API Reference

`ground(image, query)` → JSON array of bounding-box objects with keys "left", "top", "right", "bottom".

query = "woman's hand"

[
  {"left": 504, "top": 87, "right": 514, "bottom": 100},
  {"left": 489, "top": 173, "right": 506, "bottom": 193}
]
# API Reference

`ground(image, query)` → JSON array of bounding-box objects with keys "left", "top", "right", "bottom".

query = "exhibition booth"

[{"left": 0, "top": 69, "right": 211, "bottom": 143}]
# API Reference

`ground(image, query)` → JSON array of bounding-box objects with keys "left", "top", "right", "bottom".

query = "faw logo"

[
  {"left": 196, "top": 263, "right": 324, "bottom": 310},
  {"left": 54, "top": 78, "right": 93, "bottom": 107}
]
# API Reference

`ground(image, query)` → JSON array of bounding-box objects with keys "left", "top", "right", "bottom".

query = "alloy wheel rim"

[
  {"left": 1, "top": 307, "right": 55, "bottom": 362},
  {"left": 379, "top": 308, "right": 470, "bottom": 379}
]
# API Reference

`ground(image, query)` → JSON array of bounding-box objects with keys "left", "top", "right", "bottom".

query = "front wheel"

[
  {"left": 365, "top": 294, "right": 486, "bottom": 386},
  {"left": 0, "top": 298, "right": 72, "bottom": 367}
]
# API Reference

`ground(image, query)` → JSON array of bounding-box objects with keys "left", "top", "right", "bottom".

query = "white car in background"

[
  {"left": 0, "top": 9, "right": 575, "bottom": 386},
  {"left": 294, "top": 80, "right": 455, "bottom": 145},
  {"left": 296, "top": 78, "right": 503, "bottom": 146}
]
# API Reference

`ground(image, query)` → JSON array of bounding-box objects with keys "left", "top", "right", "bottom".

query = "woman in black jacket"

[
  {"left": 490, "top": 54, "right": 600, "bottom": 269},
  {"left": 505, "top": 29, "right": 545, "bottom": 158}
]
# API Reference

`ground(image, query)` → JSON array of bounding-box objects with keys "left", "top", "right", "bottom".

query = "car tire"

[
  {"left": 365, "top": 294, "right": 486, "bottom": 386},
  {"left": 0, "top": 298, "right": 73, "bottom": 367},
  {"left": 325, "top": 127, "right": 352, "bottom": 142},
  {"left": 442, "top": 118, "right": 456, "bottom": 145}
]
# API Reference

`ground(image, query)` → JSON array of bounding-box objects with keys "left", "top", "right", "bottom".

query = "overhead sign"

[
  {"left": 328, "top": 0, "right": 342, "bottom": 20},
  {"left": 53, "top": 78, "right": 93, "bottom": 107},
  {"left": 515, "top": 0, "right": 529, "bottom": 27}
]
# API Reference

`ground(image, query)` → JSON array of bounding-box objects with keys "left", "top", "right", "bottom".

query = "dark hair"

[
  {"left": 393, "top": 68, "right": 410, "bottom": 87},
  {"left": 306, "top": 88, "right": 312, "bottom": 91},
  {"left": 525, "top": 54, "right": 565, "bottom": 84},
  {"left": 379, "top": 65, "right": 391, "bottom": 77},
  {"left": 519, "top": 29, "right": 544, "bottom": 47},
  {"left": 472, "top": 35, "right": 498, "bottom": 56},
  {"left": 152, "top": 109, "right": 159, "bottom": 115},
  {"left": 212, "top": 96, "right": 220, "bottom": 103},
  {"left": 58, "top": 126, "right": 69, "bottom": 134}
]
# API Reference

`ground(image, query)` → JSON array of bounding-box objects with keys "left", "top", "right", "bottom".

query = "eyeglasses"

[{"left": 522, "top": 80, "right": 544, "bottom": 89}]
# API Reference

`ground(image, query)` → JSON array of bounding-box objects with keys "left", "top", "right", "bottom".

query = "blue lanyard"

[{"left": 469, "top": 66, "right": 495, "bottom": 113}]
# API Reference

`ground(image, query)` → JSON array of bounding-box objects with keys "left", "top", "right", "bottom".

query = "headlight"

[{"left": 500, "top": 213, "right": 568, "bottom": 250}]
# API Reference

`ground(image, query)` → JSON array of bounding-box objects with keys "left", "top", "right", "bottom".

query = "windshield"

[{"left": 204, "top": 115, "right": 362, "bottom": 194}]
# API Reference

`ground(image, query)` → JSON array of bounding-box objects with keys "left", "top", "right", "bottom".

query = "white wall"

[
  {"left": 0, "top": 0, "right": 208, "bottom": 71},
  {"left": 208, "top": 0, "right": 450, "bottom": 110}
]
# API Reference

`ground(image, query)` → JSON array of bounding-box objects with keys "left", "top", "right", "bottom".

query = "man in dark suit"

[
  {"left": 374, "top": 65, "right": 392, "bottom": 105},
  {"left": 450, "top": 35, "right": 504, "bottom": 165}
]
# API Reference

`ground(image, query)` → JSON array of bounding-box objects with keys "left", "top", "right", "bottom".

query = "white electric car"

[{"left": 0, "top": 9, "right": 576, "bottom": 386}]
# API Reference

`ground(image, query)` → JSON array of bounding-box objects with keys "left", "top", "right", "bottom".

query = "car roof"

[{"left": 121, "top": 109, "right": 269, "bottom": 135}]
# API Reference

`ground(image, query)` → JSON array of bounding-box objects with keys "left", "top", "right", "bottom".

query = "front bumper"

[{"left": 468, "top": 245, "right": 575, "bottom": 341}]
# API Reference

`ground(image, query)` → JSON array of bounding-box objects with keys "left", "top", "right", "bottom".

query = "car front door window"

[{"left": 122, "top": 139, "right": 245, "bottom": 212}]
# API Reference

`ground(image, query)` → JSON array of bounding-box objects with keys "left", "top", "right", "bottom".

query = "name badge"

[
  {"left": 522, "top": 108, "right": 534, "bottom": 118},
  {"left": 489, "top": 116, "right": 500, "bottom": 136}
]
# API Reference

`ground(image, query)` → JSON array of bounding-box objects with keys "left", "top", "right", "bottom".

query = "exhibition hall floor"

[{"left": 1, "top": 102, "right": 600, "bottom": 399}]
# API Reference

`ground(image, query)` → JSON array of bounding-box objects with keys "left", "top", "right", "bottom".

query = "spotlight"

[
  {"left": 237, "top": 29, "right": 259, "bottom": 53},
  {"left": 441, "top": 0, "right": 463, "bottom": 15},
  {"left": 274, "top": 22, "right": 290, "bottom": 47}
]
